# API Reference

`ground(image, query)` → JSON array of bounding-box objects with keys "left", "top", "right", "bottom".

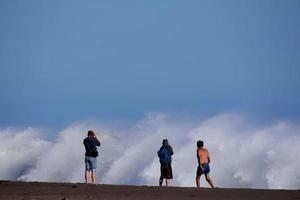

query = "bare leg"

[
  {"left": 85, "top": 171, "right": 90, "bottom": 184},
  {"left": 205, "top": 174, "right": 214, "bottom": 188},
  {"left": 165, "top": 179, "right": 169, "bottom": 187},
  {"left": 196, "top": 176, "right": 201, "bottom": 188},
  {"left": 159, "top": 177, "right": 163, "bottom": 186},
  {"left": 91, "top": 170, "right": 96, "bottom": 184}
]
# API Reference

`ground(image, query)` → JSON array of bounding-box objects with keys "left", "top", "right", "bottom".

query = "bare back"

[{"left": 197, "top": 148, "right": 210, "bottom": 165}]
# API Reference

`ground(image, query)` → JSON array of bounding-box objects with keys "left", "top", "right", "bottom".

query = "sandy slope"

[{"left": 0, "top": 180, "right": 299, "bottom": 200}]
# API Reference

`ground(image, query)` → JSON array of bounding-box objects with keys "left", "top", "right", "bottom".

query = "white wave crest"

[{"left": 0, "top": 113, "right": 299, "bottom": 189}]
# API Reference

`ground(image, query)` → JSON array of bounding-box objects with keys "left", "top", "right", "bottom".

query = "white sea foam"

[{"left": 0, "top": 113, "right": 299, "bottom": 189}]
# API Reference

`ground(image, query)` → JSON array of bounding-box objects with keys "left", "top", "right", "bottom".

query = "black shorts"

[
  {"left": 160, "top": 164, "right": 173, "bottom": 179},
  {"left": 197, "top": 163, "right": 210, "bottom": 176}
]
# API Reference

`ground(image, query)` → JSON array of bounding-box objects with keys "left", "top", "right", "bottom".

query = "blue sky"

[{"left": 0, "top": 0, "right": 299, "bottom": 127}]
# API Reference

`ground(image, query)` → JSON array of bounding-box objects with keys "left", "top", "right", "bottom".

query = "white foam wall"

[{"left": 0, "top": 113, "right": 299, "bottom": 189}]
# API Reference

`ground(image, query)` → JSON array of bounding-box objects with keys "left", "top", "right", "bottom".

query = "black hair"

[
  {"left": 197, "top": 140, "right": 203, "bottom": 148},
  {"left": 162, "top": 139, "right": 169, "bottom": 146},
  {"left": 88, "top": 130, "right": 95, "bottom": 136}
]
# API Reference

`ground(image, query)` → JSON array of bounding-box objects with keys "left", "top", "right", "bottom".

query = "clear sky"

[{"left": 0, "top": 0, "right": 299, "bottom": 127}]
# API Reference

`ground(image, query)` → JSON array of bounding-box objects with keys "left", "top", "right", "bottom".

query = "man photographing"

[{"left": 83, "top": 130, "right": 101, "bottom": 184}]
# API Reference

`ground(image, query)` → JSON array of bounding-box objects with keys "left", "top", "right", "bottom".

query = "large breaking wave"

[{"left": 0, "top": 113, "right": 299, "bottom": 189}]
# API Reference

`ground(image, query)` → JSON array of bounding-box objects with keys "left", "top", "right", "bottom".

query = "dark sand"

[{"left": 0, "top": 180, "right": 299, "bottom": 200}]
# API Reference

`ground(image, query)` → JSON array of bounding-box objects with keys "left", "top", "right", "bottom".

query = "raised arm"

[
  {"left": 92, "top": 134, "right": 101, "bottom": 146},
  {"left": 94, "top": 137, "right": 101, "bottom": 146}
]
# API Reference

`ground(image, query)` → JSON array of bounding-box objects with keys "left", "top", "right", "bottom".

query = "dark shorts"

[
  {"left": 160, "top": 164, "right": 173, "bottom": 179},
  {"left": 197, "top": 163, "right": 210, "bottom": 176}
]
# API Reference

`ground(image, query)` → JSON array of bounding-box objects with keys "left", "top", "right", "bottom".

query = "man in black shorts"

[{"left": 196, "top": 140, "right": 214, "bottom": 188}]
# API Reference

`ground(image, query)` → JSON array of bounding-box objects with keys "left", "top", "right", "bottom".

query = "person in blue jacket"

[{"left": 157, "top": 139, "right": 174, "bottom": 186}]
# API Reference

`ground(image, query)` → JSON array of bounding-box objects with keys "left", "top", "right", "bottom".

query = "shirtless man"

[{"left": 196, "top": 140, "right": 215, "bottom": 188}]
